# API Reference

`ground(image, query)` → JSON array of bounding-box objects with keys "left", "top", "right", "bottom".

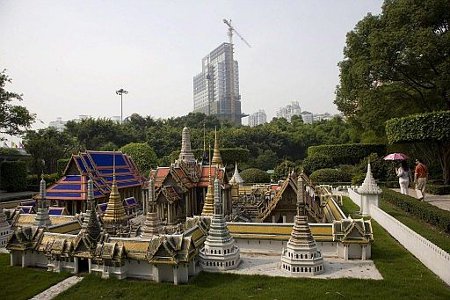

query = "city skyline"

[{"left": 0, "top": 0, "right": 383, "bottom": 133}]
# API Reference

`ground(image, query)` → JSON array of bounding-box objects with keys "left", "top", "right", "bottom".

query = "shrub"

[
  {"left": 27, "top": 173, "right": 60, "bottom": 188},
  {"left": 240, "top": 168, "right": 270, "bottom": 183},
  {"left": 426, "top": 184, "right": 450, "bottom": 195},
  {"left": 382, "top": 188, "right": 450, "bottom": 234},
  {"left": 302, "top": 154, "right": 335, "bottom": 175},
  {"left": 307, "top": 143, "right": 386, "bottom": 166},
  {"left": 0, "top": 161, "right": 27, "bottom": 192},
  {"left": 310, "top": 168, "right": 352, "bottom": 183}
]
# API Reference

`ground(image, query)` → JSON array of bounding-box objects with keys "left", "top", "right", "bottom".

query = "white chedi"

[
  {"left": 280, "top": 175, "right": 324, "bottom": 275},
  {"left": 199, "top": 178, "right": 240, "bottom": 270}
]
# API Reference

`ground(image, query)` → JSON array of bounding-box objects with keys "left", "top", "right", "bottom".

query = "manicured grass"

[
  {"left": 55, "top": 198, "right": 450, "bottom": 300},
  {"left": 380, "top": 199, "right": 450, "bottom": 253},
  {"left": 0, "top": 254, "right": 70, "bottom": 300}
]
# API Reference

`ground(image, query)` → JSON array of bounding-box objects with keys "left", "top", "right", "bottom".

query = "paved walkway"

[
  {"left": 30, "top": 276, "right": 83, "bottom": 300},
  {"left": 391, "top": 188, "right": 450, "bottom": 211},
  {"left": 211, "top": 253, "right": 383, "bottom": 280}
]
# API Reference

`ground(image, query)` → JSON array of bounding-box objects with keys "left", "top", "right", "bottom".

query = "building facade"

[
  {"left": 276, "top": 101, "right": 302, "bottom": 122},
  {"left": 248, "top": 110, "right": 267, "bottom": 127},
  {"left": 193, "top": 43, "right": 243, "bottom": 125}
]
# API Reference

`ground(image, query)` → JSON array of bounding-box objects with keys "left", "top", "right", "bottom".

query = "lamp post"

[{"left": 115, "top": 88, "right": 128, "bottom": 124}]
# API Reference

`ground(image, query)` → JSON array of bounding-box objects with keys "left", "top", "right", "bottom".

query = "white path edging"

[
  {"left": 347, "top": 191, "right": 450, "bottom": 285},
  {"left": 30, "top": 276, "right": 83, "bottom": 300}
]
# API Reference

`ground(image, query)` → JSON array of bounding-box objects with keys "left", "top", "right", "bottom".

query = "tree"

[
  {"left": 240, "top": 168, "right": 271, "bottom": 183},
  {"left": 386, "top": 111, "right": 450, "bottom": 184},
  {"left": 23, "top": 128, "right": 77, "bottom": 174},
  {"left": 65, "top": 118, "right": 136, "bottom": 150},
  {"left": 0, "top": 70, "right": 35, "bottom": 137},
  {"left": 119, "top": 142, "right": 158, "bottom": 175},
  {"left": 335, "top": 0, "right": 450, "bottom": 140}
]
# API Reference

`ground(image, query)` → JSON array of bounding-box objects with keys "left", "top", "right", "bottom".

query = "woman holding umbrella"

[
  {"left": 396, "top": 160, "right": 411, "bottom": 195},
  {"left": 384, "top": 153, "right": 410, "bottom": 195}
]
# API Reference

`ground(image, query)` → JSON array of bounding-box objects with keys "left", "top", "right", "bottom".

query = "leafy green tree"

[
  {"left": 0, "top": 70, "right": 35, "bottom": 137},
  {"left": 120, "top": 142, "right": 157, "bottom": 175},
  {"left": 273, "top": 160, "right": 298, "bottom": 180},
  {"left": 240, "top": 168, "right": 271, "bottom": 183},
  {"left": 254, "top": 149, "right": 278, "bottom": 171},
  {"left": 335, "top": 0, "right": 450, "bottom": 140},
  {"left": 65, "top": 118, "right": 136, "bottom": 150},
  {"left": 23, "top": 128, "right": 77, "bottom": 174}
]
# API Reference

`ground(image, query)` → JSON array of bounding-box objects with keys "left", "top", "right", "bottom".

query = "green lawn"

[
  {"left": 54, "top": 197, "right": 450, "bottom": 300},
  {"left": 0, "top": 254, "right": 70, "bottom": 300}
]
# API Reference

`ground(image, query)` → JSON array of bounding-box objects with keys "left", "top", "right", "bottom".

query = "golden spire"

[
  {"left": 211, "top": 127, "right": 223, "bottom": 167},
  {"left": 103, "top": 151, "right": 127, "bottom": 224},
  {"left": 202, "top": 144, "right": 214, "bottom": 216}
]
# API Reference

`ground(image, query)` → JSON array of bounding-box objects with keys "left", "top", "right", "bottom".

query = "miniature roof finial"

[{"left": 211, "top": 127, "right": 223, "bottom": 167}]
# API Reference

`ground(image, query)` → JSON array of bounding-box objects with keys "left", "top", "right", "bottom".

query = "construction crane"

[
  {"left": 222, "top": 19, "right": 250, "bottom": 124},
  {"left": 223, "top": 19, "right": 251, "bottom": 48}
]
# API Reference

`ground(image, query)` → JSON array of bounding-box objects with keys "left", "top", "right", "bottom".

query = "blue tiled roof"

[
  {"left": 124, "top": 197, "right": 137, "bottom": 206},
  {"left": 41, "top": 150, "right": 143, "bottom": 202}
]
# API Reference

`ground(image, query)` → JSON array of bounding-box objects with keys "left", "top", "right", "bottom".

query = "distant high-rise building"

[
  {"left": 49, "top": 117, "right": 67, "bottom": 132},
  {"left": 276, "top": 101, "right": 302, "bottom": 122},
  {"left": 193, "top": 43, "right": 243, "bottom": 125},
  {"left": 300, "top": 111, "right": 314, "bottom": 124},
  {"left": 248, "top": 110, "right": 267, "bottom": 127},
  {"left": 313, "top": 113, "right": 333, "bottom": 122}
]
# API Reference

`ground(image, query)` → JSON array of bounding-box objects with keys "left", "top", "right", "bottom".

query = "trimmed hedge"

[
  {"left": 426, "top": 184, "right": 450, "bottom": 195},
  {"left": 307, "top": 143, "right": 386, "bottom": 166},
  {"left": 382, "top": 188, "right": 450, "bottom": 234},
  {"left": 310, "top": 168, "right": 352, "bottom": 183},
  {"left": 386, "top": 111, "right": 450, "bottom": 143},
  {"left": 240, "top": 168, "right": 270, "bottom": 183},
  {"left": 302, "top": 154, "right": 335, "bottom": 175},
  {"left": 0, "top": 161, "right": 27, "bottom": 192}
]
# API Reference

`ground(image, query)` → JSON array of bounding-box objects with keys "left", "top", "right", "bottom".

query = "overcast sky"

[{"left": 0, "top": 0, "right": 383, "bottom": 135}]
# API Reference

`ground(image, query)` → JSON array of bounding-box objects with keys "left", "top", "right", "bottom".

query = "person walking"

[
  {"left": 396, "top": 160, "right": 410, "bottom": 195},
  {"left": 414, "top": 158, "right": 428, "bottom": 200}
]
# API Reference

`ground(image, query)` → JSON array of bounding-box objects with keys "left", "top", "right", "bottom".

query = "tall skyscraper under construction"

[{"left": 193, "top": 42, "right": 243, "bottom": 125}]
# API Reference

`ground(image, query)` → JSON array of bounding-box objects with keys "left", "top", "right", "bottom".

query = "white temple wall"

[
  {"left": 157, "top": 264, "right": 174, "bottom": 283},
  {"left": 22, "top": 251, "right": 47, "bottom": 268},
  {"left": 10, "top": 250, "right": 22, "bottom": 266},
  {"left": 235, "top": 238, "right": 370, "bottom": 259},
  {"left": 126, "top": 260, "right": 153, "bottom": 280}
]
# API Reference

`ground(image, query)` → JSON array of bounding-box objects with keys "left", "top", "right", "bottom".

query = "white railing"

[
  {"left": 369, "top": 205, "right": 450, "bottom": 285},
  {"left": 347, "top": 190, "right": 450, "bottom": 285},
  {"left": 348, "top": 188, "right": 361, "bottom": 207}
]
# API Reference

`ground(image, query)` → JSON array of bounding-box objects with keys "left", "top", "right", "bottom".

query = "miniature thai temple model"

[
  {"left": 357, "top": 162, "right": 382, "bottom": 216},
  {"left": 281, "top": 174, "right": 324, "bottom": 275},
  {"left": 103, "top": 156, "right": 128, "bottom": 236},
  {"left": 200, "top": 177, "right": 240, "bottom": 270},
  {"left": 34, "top": 175, "right": 51, "bottom": 227},
  {"left": 0, "top": 208, "right": 12, "bottom": 247},
  {"left": 140, "top": 178, "right": 162, "bottom": 238},
  {"left": 201, "top": 165, "right": 215, "bottom": 216}
]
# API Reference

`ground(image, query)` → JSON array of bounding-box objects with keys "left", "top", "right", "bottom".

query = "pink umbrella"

[{"left": 383, "top": 153, "right": 408, "bottom": 161}]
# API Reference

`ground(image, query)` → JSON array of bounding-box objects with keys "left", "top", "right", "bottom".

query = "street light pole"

[{"left": 115, "top": 88, "right": 128, "bottom": 124}]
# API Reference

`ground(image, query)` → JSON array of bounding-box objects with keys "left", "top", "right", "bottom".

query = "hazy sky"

[{"left": 0, "top": 0, "right": 383, "bottom": 133}]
